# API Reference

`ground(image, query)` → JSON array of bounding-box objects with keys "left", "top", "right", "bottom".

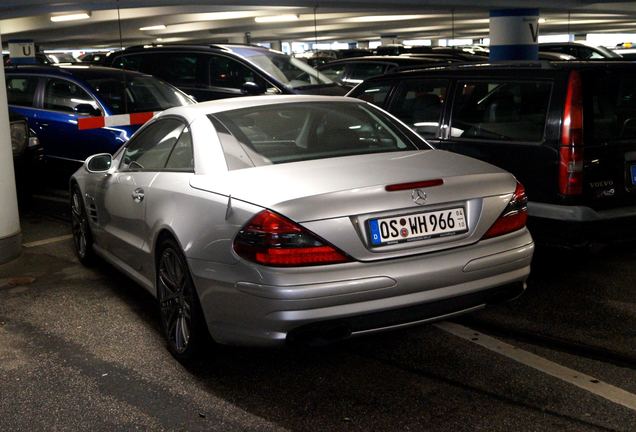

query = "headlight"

[{"left": 10, "top": 120, "right": 28, "bottom": 157}]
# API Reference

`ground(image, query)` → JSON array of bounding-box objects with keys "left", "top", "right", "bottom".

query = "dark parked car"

[
  {"left": 103, "top": 44, "right": 346, "bottom": 102},
  {"left": 5, "top": 64, "right": 194, "bottom": 179},
  {"left": 348, "top": 61, "right": 636, "bottom": 247},
  {"left": 540, "top": 42, "right": 621, "bottom": 60},
  {"left": 316, "top": 56, "right": 449, "bottom": 88}
]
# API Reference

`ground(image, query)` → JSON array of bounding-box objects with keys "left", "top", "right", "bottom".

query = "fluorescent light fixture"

[
  {"left": 50, "top": 12, "right": 90, "bottom": 22},
  {"left": 538, "top": 18, "right": 547, "bottom": 24},
  {"left": 140, "top": 25, "right": 166, "bottom": 31},
  {"left": 200, "top": 11, "right": 255, "bottom": 21},
  {"left": 255, "top": 14, "right": 299, "bottom": 23},
  {"left": 347, "top": 15, "right": 426, "bottom": 23}
]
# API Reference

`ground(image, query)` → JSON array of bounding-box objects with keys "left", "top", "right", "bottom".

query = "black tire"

[
  {"left": 156, "top": 238, "right": 207, "bottom": 362},
  {"left": 70, "top": 185, "right": 95, "bottom": 265}
]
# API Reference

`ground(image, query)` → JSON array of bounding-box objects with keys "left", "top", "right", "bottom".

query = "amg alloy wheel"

[
  {"left": 157, "top": 238, "right": 205, "bottom": 361},
  {"left": 70, "top": 186, "right": 95, "bottom": 265}
]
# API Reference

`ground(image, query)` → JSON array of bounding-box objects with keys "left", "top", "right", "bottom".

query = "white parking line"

[
  {"left": 435, "top": 321, "right": 636, "bottom": 412},
  {"left": 32, "top": 194, "right": 69, "bottom": 204},
  {"left": 23, "top": 235, "right": 73, "bottom": 248}
]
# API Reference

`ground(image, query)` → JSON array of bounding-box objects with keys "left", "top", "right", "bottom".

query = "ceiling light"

[
  {"left": 50, "top": 12, "right": 90, "bottom": 23},
  {"left": 140, "top": 25, "right": 166, "bottom": 31},
  {"left": 538, "top": 18, "right": 547, "bottom": 24},
  {"left": 255, "top": 14, "right": 299, "bottom": 24},
  {"left": 200, "top": 11, "right": 255, "bottom": 21},
  {"left": 347, "top": 15, "right": 427, "bottom": 23}
]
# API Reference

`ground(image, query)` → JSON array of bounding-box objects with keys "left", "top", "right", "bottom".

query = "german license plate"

[
  {"left": 368, "top": 207, "right": 468, "bottom": 246},
  {"left": 631, "top": 165, "right": 636, "bottom": 185}
]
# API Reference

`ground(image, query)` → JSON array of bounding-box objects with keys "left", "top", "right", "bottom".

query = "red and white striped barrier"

[{"left": 78, "top": 111, "right": 159, "bottom": 130}]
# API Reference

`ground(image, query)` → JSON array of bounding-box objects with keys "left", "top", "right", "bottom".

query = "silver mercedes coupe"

[{"left": 70, "top": 95, "right": 534, "bottom": 361}]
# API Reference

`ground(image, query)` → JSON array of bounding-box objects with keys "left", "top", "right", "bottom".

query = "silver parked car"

[{"left": 70, "top": 95, "right": 533, "bottom": 361}]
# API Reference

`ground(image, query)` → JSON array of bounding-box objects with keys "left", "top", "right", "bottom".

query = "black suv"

[
  {"left": 104, "top": 44, "right": 346, "bottom": 101},
  {"left": 348, "top": 61, "right": 636, "bottom": 247}
]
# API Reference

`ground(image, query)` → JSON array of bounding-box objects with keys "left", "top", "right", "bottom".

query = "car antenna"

[{"left": 116, "top": 0, "right": 128, "bottom": 113}]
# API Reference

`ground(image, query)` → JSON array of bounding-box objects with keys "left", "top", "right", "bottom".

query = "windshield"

[
  {"left": 209, "top": 101, "right": 422, "bottom": 170},
  {"left": 230, "top": 47, "right": 333, "bottom": 88},
  {"left": 87, "top": 75, "right": 194, "bottom": 114}
]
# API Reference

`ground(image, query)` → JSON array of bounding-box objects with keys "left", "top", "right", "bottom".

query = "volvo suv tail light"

[
  {"left": 483, "top": 182, "right": 528, "bottom": 239},
  {"left": 233, "top": 210, "right": 351, "bottom": 267},
  {"left": 559, "top": 70, "right": 584, "bottom": 196}
]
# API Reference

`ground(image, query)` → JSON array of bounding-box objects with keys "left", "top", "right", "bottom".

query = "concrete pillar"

[
  {"left": 270, "top": 40, "right": 282, "bottom": 51},
  {"left": 380, "top": 35, "right": 400, "bottom": 45},
  {"left": 0, "top": 33, "right": 22, "bottom": 263},
  {"left": 489, "top": 9, "right": 539, "bottom": 60}
]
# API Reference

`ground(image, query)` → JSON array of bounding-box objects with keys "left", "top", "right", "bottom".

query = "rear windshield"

[
  {"left": 209, "top": 102, "right": 423, "bottom": 169},
  {"left": 587, "top": 70, "right": 636, "bottom": 141},
  {"left": 86, "top": 75, "right": 194, "bottom": 114},
  {"left": 229, "top": 47, "right": 333, "bottom": 89}
]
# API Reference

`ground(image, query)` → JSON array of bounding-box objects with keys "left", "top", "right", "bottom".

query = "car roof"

[
  {"left": 362, "top": 60, "right": 636, "bottom": 81},
  {"left": 116, "top": 43, "right": 274, "bottom": 54},
  {"left": 4, "top": 64, "right": 154, "bottom": 80},
  {"left": 318, "top": 56, "right": 443, "bottom": 67}
]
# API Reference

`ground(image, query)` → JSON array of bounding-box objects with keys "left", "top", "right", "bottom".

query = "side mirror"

[
  {"left": 75, "top": 104, "right": 101, "bottom": 117},
  {"left": 85, "top": 153, "right": 112, "bottom": 173},
  {"left": 241, "top": 81, "right": 265, "bottom": 96}
]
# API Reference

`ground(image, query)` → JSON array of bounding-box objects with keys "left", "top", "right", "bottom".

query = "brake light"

[
  {"left": 559, "top": 70, "right": 584, "bottom": 196},
  {"left": 233, "top": 210, "right": 351, "bottom": 267},
  {"left": 483, "top": 182, "right": 528, "bottom": 239}
]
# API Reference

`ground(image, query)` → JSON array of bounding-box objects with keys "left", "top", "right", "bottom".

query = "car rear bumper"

[
  {"left": 188, "top": 229, "right": 533, "bottom": 347},
  {"left": 527, "top": 202, "right": 636, "bottom": 246}
]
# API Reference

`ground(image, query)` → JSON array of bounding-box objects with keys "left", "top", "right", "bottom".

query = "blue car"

[{"left": 5, "top": 65, "right": 194, "bottom": 177}]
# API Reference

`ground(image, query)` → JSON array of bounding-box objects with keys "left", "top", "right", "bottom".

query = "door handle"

[{"left": 132, "top": 188, "right": 144, "bottom": 203}]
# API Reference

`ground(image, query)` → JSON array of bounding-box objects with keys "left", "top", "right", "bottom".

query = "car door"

[
  {"left": 100, "top": 118, "right": 187, "bottom": 272},
  {"left": 36, "top": 76, "right": 131, "bottom": 180},
  {"left": 438, "top": 78, "right": 554, "bottom": 196}
]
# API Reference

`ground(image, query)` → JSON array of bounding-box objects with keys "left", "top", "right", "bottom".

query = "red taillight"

[
  {"left": 385, "top": 179, "right": 444, "bottom": 192},
  {"left": 483, "top": 182, "right": 528, "bottom": 239},
  {"left": 233, "top": 210, "right": 351, "bottom": 267},
  {"left": 559, "top": 70, "right": 584, "bottom": 196}
]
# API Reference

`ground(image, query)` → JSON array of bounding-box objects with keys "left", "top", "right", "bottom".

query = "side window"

[
  {"left": 112, "top": 55, "right": 142, "bottom": 71},
  {"left": 142, "top": 53, "right": 199, "bottom": 87},
  {"left": 6, "top": 76, "right": 38, "bottom": 107},
  {"left": 346, "top": 63, "right": 388, "bottom": 85},
  {"left": 43, "top": 78, "right": 98, "bottom": 113},
  {"left": 390, "top": 79, "right": 448, "bottom": 138},
  {"left": 349, "top": 81, "right": 393, "bottom": 107},
  {"left": 120, "top": 119, "right": 186, "bottom": 171},
  {"left": 450, "top": 81, "right": 551, "bottom": 142},
  {"left": 318, "top": 64, "right": 346, "bottom": 83},
  {"left": 209, "top": 55, "right": 263, "bottom": 90},
  {"left": 165, "top": 127, "right": 193, "bottom": 171}
]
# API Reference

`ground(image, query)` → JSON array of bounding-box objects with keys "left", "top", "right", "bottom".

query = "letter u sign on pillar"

[{"left": 489, "top": 9, "right": 540, "bottom": 61}]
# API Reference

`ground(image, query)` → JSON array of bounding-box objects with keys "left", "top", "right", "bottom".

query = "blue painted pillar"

[{"left": 489, "top": 9, "right": 539, "bottom": 61}]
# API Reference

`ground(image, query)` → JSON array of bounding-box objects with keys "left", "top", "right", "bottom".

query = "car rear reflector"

[
  {"left": 385, "top": 179, "right": 444, "bottom": 192},
  {"left": 483, "top": 181, "right": 528, "bottom": 239},
  {"left": 233, "top": 210, "right": 351, "bottom": 267},
  {"left": 559, "top": 70, "right": 584, "bottom": 196}
]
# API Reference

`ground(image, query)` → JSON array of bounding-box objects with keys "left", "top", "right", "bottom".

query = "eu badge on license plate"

[{"left": 631, "top": 165, "right": 636, "bottom": 185}]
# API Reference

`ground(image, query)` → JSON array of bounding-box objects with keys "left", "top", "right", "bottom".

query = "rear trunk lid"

[{"left": 191, "top": 150, "right": 517, "bottom": 260}]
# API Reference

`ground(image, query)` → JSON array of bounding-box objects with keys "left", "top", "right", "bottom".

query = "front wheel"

[
  {"left": 70, "top": 185, "right": 95, "bottom": 265},
  {"left": 156, "top": 238, "right": 207, "bottom": 361}
]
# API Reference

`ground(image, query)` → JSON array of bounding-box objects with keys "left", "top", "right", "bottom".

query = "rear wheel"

[
  {"left": 70, "top": 185, "right": 95, "bottom": 265},
  {"left": 156, "top": 238, "right": 207, "bottom": 361}
]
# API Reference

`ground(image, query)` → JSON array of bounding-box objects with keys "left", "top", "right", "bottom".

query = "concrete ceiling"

[{"left": 2, "top": 1, "right": 636, "bottom": 49}]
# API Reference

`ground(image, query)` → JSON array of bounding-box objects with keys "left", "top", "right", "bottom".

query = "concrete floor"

[{"left": 2, "top": 207, "right": 636, "bottom": 431}]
